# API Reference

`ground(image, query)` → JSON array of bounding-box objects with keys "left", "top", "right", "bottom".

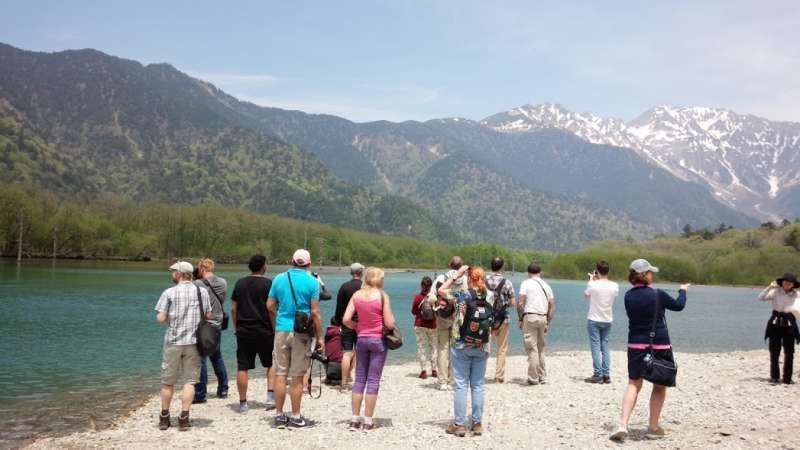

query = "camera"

[{"left": 310, "top": 349, "right": 329, "bottom": 364}]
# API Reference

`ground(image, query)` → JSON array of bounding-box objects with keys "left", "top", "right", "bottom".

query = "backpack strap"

[
  {"left": 201, "top": 278, "right": 224, "bottom": 305},
  {"left": 286, "top": 272, "right": 300, "bottom": 309},
  {"left": 649, "top": 290, "right": 660, "bottom": 351},
  {"left": 196, "top": 285, "right": 207, "bottom": 323}
]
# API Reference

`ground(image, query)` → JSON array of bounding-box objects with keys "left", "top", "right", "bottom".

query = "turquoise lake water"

[{"left": 0, "top": 259, "right": 772, "bottom": 447}]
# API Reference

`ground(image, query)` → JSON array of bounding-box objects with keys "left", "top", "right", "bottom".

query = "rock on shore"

[{"left": 29, "top": 351, "right": 799, "bottom": 449}]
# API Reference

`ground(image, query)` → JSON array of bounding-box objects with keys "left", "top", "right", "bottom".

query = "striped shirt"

[{"left": 155, "top": 281, "right": 212, "bottom": 346}]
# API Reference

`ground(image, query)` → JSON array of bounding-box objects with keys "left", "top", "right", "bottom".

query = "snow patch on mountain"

[{"left": 481, "top": 103, "right": 800, "bottom": 220}]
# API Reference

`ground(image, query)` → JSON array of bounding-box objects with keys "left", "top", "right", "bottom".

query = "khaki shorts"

[
  {"left": 273, "top": 332, "right": 312, "bottom": 377},
  {"left": 161, "top": 344, "right": 201, "bottom": 386}
]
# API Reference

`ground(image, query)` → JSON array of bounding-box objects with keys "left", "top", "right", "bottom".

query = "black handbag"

[
  {"left": 195, "top": 286, "right": 220, "bottom": 357},
  {"left": 287, "top": 272, "right": 312, "bottom": 335},
  {"left": 643, "top": 293, "right": 678, "bottom": 387},
  {"left": 380, "top": 292, "right": 403, "bottom": 350}
]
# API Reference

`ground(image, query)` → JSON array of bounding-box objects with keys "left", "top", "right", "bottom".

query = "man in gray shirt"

[{"left": 193, "top": 258, "right": 229, "bottom": 403}]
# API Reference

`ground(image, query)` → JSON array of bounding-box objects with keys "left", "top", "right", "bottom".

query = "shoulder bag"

[
  {"left": 643, "top": 292, "right": 678, "bottom": 387},
  {"left": 195, "top": 286, "right": 220, "bottom": 357},
  {"left": 381, "top": 291, "right": 403, "bottom": 350},
  {"left": 287, "top": 272, "right": 313, "bottom": 335}
]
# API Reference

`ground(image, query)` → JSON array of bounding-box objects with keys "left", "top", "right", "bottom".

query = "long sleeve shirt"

[
  {"left": 758, "top": 287, "right": 798, "bottom": 313},
  {"left": 624, "top": 286, "right": 687, "bottom": 346}
]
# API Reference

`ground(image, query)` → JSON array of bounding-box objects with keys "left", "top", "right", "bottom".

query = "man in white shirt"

[
  {"left": 517, "top": 263, "right": 555, "bottom": 385},
  {"left": 584, "top": 260, "right": 619, "bottom": 384}
]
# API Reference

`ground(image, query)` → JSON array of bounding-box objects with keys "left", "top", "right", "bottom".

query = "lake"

[{"left": 0, "top": 259, "right": 771, "bottom": 448}]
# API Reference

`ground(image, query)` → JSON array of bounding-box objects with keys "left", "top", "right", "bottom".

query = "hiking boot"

[
  {"left": 348, "top": 421, "right": 361, "bottom": 431},
  {"left": 178, "top": 414, "right": 191, "bottom": 431},
  {"left": 238, "top": 402, "right": 249, "bottom": 414},
  {"left": 217, "top": 388, "right": 228, "bottom": 399},
  {"left": 783, "top": 379, "right": 795, "bottom": 385},
  {"left": 609, "top": 425, "right": 628, "bottom": 442},
  {"left": 192, "top": 397, "right": 207, "bottom": 404},
  {"left": 603, "top": 376, "right": 611, "bottom": 384},
  {"left": 770, "top": 378, "right": 780, "bottom": 385},
  {"left": 584, "top": 375, "right": 603, "bottom": 384},
  {"left": 158, "top": 413, "right": 170, "bottom": 431},
  {"left": 471, "top": 422, "right": 483, "bottom": 436},
  {"left": 446, "top": 423, "right": 466, "bottom": 437},
  {"left": 419, "top": 370, "right": 428, "bottom": 379},
  {"left": 363, "top": 423, "right": 376, "bottom": 431},
  {"left": 432, "top": 369, "right": 438, "bottom": 378},
  {"left": 288, "top": 415, "right": 312, "bottom": 428}
]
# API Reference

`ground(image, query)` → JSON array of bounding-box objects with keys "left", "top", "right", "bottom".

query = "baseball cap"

[
  {"left": 169, "top": 261, "right": 193, "bottom": 274},
  {"left": 629, "top": 259, "right": 659, "bottom": 274},
  {"left": 292, "top": 249, "right": 312, "bottom": 267},
  {"left": 350, "top": 262, "right": 365, "bottom": 273}
]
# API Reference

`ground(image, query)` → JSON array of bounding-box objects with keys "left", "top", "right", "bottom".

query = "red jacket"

[{"left": 411, "top": 294, "right": 437, "bottom": 329}]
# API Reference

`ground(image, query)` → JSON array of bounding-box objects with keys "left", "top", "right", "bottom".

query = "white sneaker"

[
  {"left": 610, "top": 425, "right": 628, "bottom": 442},
  {"left": 438, "top": 383, "right": 451, "bottom": 391}
]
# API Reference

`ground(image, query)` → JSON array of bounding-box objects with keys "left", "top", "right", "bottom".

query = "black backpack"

[
  {"left": 459, "top": 289, "right": 494, "bottom": 347},
  {"left": 489, "top": 278, "right": 507, "bottom": 330}
]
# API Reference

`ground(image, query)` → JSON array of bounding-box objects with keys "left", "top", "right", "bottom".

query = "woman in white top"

[{"left": 758, "top": 272, "right": 800, "bottom": 384}]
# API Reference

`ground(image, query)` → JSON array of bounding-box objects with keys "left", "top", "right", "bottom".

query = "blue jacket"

[{"left": 624, "top": 286, "right": 687, "bottom": 346}]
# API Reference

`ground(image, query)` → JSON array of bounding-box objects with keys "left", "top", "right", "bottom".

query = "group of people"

[{"left": 152, "top": 248, "right": 798, "bottom": 441}]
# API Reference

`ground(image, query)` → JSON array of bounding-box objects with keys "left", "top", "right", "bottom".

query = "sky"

[{"left": 2, "top": 1, "right": 799, "bottom": 123}]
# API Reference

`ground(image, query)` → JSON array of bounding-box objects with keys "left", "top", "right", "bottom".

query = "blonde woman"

[{"left": 343, "top": 267, "right": 397, "bottom": 431}]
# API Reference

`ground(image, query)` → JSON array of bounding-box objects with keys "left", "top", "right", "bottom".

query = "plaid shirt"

[
  {"left": 485, "top": 272, "right": 515, "bottom": 321},
  {"left": 155, "top": 281, "right": 212, "bottom": 346}
]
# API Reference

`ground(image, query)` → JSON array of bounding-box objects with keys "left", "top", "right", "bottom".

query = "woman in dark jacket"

[{"left": 610, "top": 259, "right": 689, "bottom": 442}]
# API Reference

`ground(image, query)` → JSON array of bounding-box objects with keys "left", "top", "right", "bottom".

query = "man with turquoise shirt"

[{"left": 267, "top": 249, "right": 324, "bottom": 429}]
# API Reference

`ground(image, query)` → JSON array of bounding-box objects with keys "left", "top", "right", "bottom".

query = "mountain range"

[
  {"left": 0, "top": 42, "right": 779, "bottom": 251},
  {"left": 483, "top": 103, "right": 800, "bottom": 221}
]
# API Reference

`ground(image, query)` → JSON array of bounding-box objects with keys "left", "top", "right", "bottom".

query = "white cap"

[
  {"left": 350, "top": 262, "right": 365, "bottom": 273},
  {"left": 169, "top": 261, "right": 193, "bottom": 274},
  {"left": 292, "top": 249, "right": 312, "bottom": 267},
  {"left": 630, "top": 259, "right": 659, "bottom": 274}
]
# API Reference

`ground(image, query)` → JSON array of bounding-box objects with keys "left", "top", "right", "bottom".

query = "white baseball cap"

[
  {"left": 629, "top": 259, "right": 659, "bottom": 274},
  {"left": 169, "top": 261, "right": 193, "bottom": 274},
  {"left": 292, "top": 249, "right": 312, "bottom": 267},
  {"left": 350, "top": 262, "right": 365, "bottom": 273}
]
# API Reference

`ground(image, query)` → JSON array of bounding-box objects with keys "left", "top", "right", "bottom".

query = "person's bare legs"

[
  {"left": 237, "top": 370, "right": 249, "bottom": 401},
  {"left": 274, "top": 375, "right": 288, "bottom": 413},
  {"left": 341, "top": 351, "right": 354, "bottom": 386},
  {"left": 619, "top": 379, "right": 643, "bottom": 427},
  {"left": 180, "top": 382, "right": 194, "bottom": 412},
  {"left": 289, "top": 375, "right": 304, "bottom": 415},
  {"left": 364, "top": 393, "right": 379, "bottom": 418},
  {"left": 648, "top": 385, "right": 667, "bottom": 430},
  {"left": 160, "top": 384, "right": 174, "bottom": 410},
  {"left": 268, "top": 367, "right": 276, "bottom": 392},
  {"left": 351, "top": 392, "right": 364, "bottom": 416}
]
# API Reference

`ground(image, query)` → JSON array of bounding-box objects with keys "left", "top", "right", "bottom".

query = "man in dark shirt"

[
  {"left": 334, "top": 263, "right": 363, "bottom": 387},
  {"left": 230, "top": 255, "right": 275, "bottom": 414}
]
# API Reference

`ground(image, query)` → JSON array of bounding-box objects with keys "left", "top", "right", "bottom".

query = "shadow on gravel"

[
  {"left": 226, "top": 401, "right": 268, "bottom": 412},
  {"left": 333, "top": 418, "right": 394, "bottom": 428}
]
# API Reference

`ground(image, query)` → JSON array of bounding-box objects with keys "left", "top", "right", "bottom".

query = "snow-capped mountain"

[{"left": 482, "top": 103, "right": 800, "bottom": 221}]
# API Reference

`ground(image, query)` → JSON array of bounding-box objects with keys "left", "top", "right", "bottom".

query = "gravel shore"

[{"left": 28, "top": 350, "right": 799, "bottom": 449}]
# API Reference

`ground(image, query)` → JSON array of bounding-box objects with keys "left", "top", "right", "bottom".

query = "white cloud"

[
  {"left": 237, "top": 94, "right": 425, "bottom": 123},
  {"left": 186, "top": 71, "right": 280, "bottom": 87}
]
